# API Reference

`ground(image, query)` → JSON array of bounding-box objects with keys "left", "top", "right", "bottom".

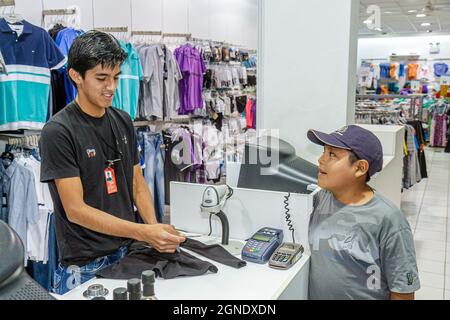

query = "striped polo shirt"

[
  {"left": 112, "top": 41, "right": 143, "bottom": 120},
  {"left": 0, "top": 18, "right": 66, "bottom": 131}
]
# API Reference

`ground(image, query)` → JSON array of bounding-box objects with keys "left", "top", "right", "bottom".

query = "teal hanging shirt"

[{"left": 113, "top": 41, "right": 144, "bottom": 120}]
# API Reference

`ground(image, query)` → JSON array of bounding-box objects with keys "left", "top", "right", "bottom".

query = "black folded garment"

[
  {"left": 96, "top": 242, "right": 218, "bottom": 280},
  {"left": 182, "top": 238, "right": 247, "bottom": 269},
  {"left": 96, "top": 238, "right": 246, "bottom": 280}
]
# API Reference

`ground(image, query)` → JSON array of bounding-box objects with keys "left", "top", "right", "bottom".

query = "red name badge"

[{"left": 104, "top": 167, "right": 118, "bottom": 195}]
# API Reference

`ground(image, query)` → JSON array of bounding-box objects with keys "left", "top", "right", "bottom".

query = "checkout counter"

[
  {"left": 55, "top": 183, "right": 316, "bottom": 300},
  {"left": 53, "top": 124, "right": 404, "bottom": 301},
  {"left": 57, "top": 234, "right": 310, "bottom": 300}
]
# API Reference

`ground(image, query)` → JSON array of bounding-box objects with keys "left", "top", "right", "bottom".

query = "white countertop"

[{"left": 54, "top": 235, "right": 310, "bottom": 300}]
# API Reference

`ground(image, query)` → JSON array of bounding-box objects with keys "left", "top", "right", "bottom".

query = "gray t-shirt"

[{"left": 308, "top": 190, "right": 420, "bottom": 300}]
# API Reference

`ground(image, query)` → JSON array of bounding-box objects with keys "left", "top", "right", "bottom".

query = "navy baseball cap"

[{"left": 307, "top": 125, "right": 383, "bottom": 177}]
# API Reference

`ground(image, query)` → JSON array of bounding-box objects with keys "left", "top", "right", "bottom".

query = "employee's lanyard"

[{"left": 72, "top": 102, "right": 123, "bottom": 165}]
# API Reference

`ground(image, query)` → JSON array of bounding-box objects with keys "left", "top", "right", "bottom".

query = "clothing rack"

[
  {"left": 7, "top": 135, "right": 40, "bottom": 148},
  {"left": 162, "top": 32, "right": 192, "bottom": 39},
  {"left": 192, "top": 37, "right": 254, "bottom": 51},
  {"left": 134, "top": 118, "right": 192, "bottom": 127},
  {"left": 356, "top": 109, "right": 401, "bottom": 115},
  {"left": 0, "top": 0, "right": 14, "bottom": 7},
  {"left": 42, "top": 9, "right": 76, "bottom": 16},
  {"left": 191, "top": 37, "right": 211, "bottom": 43},
  {"left": 428, "top": 100, "right": 449, "bottom": 115},
  {"left": 356, "top": 94, "right": 426, "bottom": 99},
  {"left": 0, "top": 0, "right": 21, "bottom": 21},
  {"left": 362, "top": 57, "right": 450, "bottom": 62},
  {"left": 95, "top": 26, "right": 128, "bottom": 33},
  {"left": 356, "top": 94, "right": 425, "bottom": 120},
  {"left": 131, "top": 30, "right": 162, "bottom": 36},
  {"left": 0, "top": 131, "right": 41, "bottom": 139},
  {"left": 355, "top": 109, "right": 403, "bottom": 125}
]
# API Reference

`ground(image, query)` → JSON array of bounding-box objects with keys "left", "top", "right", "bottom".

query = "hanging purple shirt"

[{"left": 175, "top": 44, "right": 206, "bottom": 114}]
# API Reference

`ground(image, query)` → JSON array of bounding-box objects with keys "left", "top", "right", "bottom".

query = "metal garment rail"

[
  {"left": 131, "top": 30, "right": 162, "bottom": 36},
  {"left": 0, "top": 0, "right": 15, "bottom": 7},
  {"left": 362, "top": 57, "right": 450, "bottom": 62},
  {"left": 162, "top": 32, "right": 192, "bottom": 39},
  {"left": 94, "top": 26, "right": 128, "bottom": 33},
  {"left": 356, "top": 94, "right": 425, "bottom": 120},
  {"left": 42, "top": 9, "right": 76, "bottom": 16}
]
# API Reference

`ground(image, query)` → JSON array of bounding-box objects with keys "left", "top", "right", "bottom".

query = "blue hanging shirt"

[{"left": 55, "top": 27, "right": 84, "bottom": 105}]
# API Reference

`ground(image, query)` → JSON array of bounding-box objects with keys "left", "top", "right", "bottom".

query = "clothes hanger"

[
  {"left": 2, "top": 6, "right": 23, "bottom": 24},
  {"left": 1, "top": 151, "right": 14, "bottom": 162}
]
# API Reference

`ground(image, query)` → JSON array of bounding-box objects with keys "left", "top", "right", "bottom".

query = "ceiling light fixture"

[
  {"left": 408, "top": 10, "right": 417, "bottom": 13},
  {"left": 416, "top": 13, "right": 427, "bottom": 18},
  {"left": 384, "top": 11, "right": 393, "bottom": 14},
  {"left": 363, "top": 19, "right": 372, "bottom": 24},
  {"left": 421, "top": 22, "right": 431, "bottom": 27}
]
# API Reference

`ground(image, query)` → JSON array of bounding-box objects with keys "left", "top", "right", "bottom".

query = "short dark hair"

[
  {"left": 67, "top": 31, "right": 127, "bottom": 83},
  {"left": 348, "top": 151, "right": 371, "bottom": 182}
]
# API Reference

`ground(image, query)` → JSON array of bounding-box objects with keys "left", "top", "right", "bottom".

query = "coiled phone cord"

[{"left": 284, "top": 193, "right": 296, "bottom": 244}]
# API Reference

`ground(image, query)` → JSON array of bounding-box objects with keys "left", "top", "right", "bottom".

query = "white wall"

[
  {"left": 9, "top": 0, "right": 258, "bottom": 49},
  {"left": 358, "top": 35, "right": 450, "bottom": 64},
  {"left": 258, "top": 0, "right": 359, "bottom": 164}
]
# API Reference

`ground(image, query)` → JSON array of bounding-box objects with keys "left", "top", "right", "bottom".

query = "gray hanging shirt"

[
  {"left": 308, "top": 190, "right": 420, "bottom": 300},
  {"left": 164, "top": 48, "right": 182, "bottom": 120},
  {"left": 138, "top": 44, "right": 165, "bottom": 119}
]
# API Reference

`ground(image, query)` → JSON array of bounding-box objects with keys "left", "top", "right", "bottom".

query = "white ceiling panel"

[{"left": 360, "top": 0, "right": 450, "bottom": 36}]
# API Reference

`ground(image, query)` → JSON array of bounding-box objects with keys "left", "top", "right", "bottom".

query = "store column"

[{"left": 257, "top": 0, "right": 359, "bottom": 163}]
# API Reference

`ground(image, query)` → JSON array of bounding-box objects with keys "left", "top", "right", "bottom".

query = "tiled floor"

[{"left": 401, "top": 148, "right": 450, "bottom": 300}]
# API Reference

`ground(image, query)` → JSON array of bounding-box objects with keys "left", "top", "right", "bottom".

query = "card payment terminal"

[{"left": 241, "top": 228, "right": 283, "bottom": 264}]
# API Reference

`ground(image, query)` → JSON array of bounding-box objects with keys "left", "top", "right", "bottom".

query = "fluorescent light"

[
  {"left": 421, "top": 22, "right": 431, "bottom": 27},
  {"left": 416, "top": 13, "right": 427, "bottom": 18},
  {"left": 363, "top": 19, "right": 372, "bottom": 24},
  {"left": 408, "top": 10, "right": 417, "bottom": 13},
  {"left": 384, "top": 11, "right": 393, "bottom": 14}
]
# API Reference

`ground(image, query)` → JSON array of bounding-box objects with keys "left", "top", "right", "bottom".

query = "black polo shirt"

[{"left": 40, "top": 101, "right": 140, "bottom": 267}]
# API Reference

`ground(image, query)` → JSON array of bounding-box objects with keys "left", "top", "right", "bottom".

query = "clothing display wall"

[
  {"left": 356, "top": 96, "right": 429, "bottom": 189},
  {"left": 0, "top": 138, "right": 54, "bottom": 267},
  {"left": 0, "top": 3, "right": 259, "bottom": 292},
  {"left": 359, "top": 60, "right": 450, "bottom": 95}
]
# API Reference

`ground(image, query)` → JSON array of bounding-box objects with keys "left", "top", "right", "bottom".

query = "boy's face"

[
  {"left": 71, "top": 64, "right": 121, "bottom": 109},
  {"left": 317, "top": 145, "right": 361, "bottom": 192}
]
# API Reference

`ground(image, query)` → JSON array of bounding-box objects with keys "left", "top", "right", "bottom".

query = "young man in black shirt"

[{"left": 40, "top": 31, "right": 185, "bottom": 295}]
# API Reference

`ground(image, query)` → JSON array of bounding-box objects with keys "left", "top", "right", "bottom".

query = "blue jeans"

[
  {"left": 0, "top": 206, "right": 7, "bottom": 223},
  {"left": 52, "top": 246, "right": 128, "bottom": 295},
  {"left": 140, "top": 132, "right": 165, "bottom": 223}
]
